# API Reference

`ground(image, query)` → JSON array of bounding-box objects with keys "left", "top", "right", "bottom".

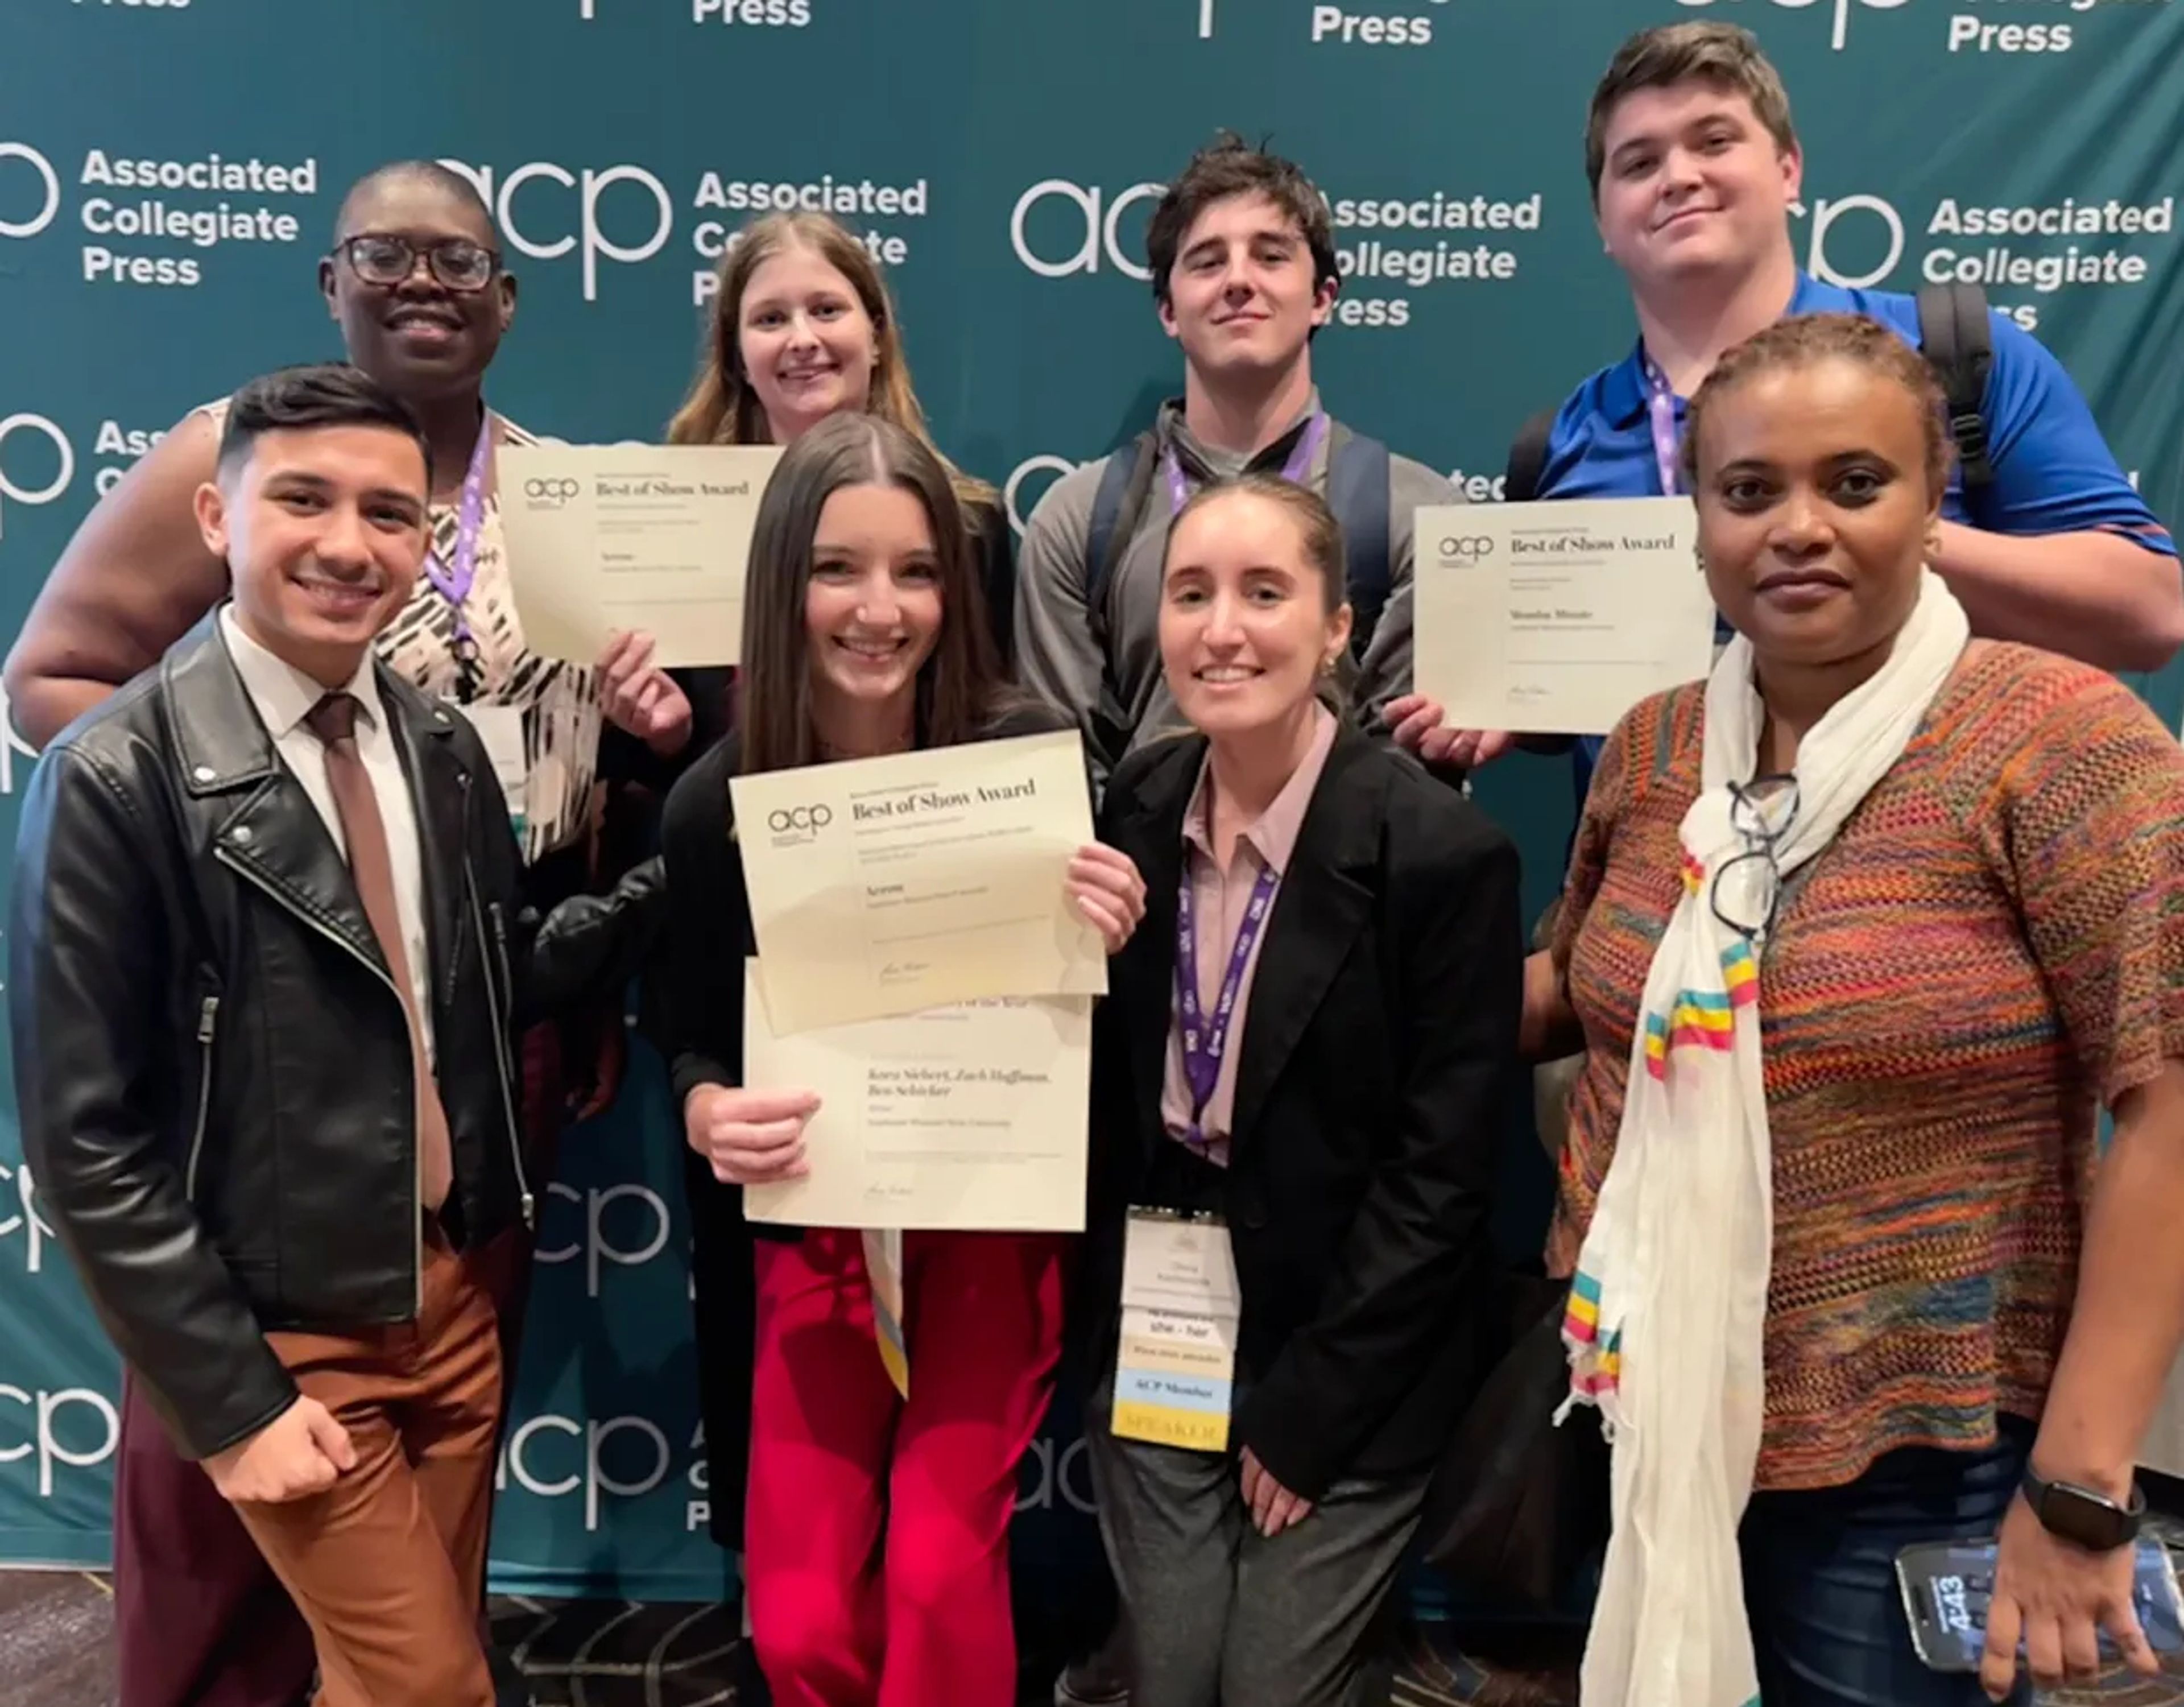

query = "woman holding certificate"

[
  {"left": 0, "top": 158, "right": 700, "bottom": 1707},
  {"left": 656, "top": 411, "right": 1145, "bottom": 1707},
  {"left": 1080, "top": 475, "right": 1525, "bottom": 1707},
  {"left": 1527, "top": 313, "right": 2184, "bottom": 1706},
  {"left": 668, "top": 209, "right": 1017, "bottom": 656}
]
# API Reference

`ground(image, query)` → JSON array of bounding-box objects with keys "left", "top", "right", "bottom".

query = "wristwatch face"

[{"left": 2035, "top": 1477, "right": 2137, "bottom": 1551}]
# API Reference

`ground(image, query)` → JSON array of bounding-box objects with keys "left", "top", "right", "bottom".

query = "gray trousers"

[{"left": 1085, "top": 1367, "right": 1428, "bottom": 1707}]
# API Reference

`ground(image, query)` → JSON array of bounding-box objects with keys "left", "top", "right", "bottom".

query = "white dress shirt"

[{"left": 220, "top": 606, "right": 435, "bottom": 1060}]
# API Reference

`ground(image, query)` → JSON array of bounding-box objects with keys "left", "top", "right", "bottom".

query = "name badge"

[
  {"left": 1111, "top": 1208, "right": 1239, "bottom": 1453},
  {"left": 460, "top": 704, "right": 530, "bottom": 842}
]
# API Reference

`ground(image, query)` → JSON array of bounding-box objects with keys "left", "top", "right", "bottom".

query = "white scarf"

[{"left": 1562, "top": 571, "right": 1970, "bottom": 1707}]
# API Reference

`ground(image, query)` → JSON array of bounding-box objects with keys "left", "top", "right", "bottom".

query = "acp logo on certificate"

[{"left": 764, "top": 803, "right": 833, "bottom": 845}]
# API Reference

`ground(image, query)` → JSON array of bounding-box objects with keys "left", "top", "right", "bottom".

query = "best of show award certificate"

[
  {"left": 741, "top": 964, "right": 1093, "bottom": 1233},
  {"left": 498, "top": 443, "right": 784, "bottom": 668},
  {"left": 730, "top": 730, "right": 1106, "bottom": 1036},
  {"left": 1413, "top": 497, "right": 1718, "bottom": 735}
]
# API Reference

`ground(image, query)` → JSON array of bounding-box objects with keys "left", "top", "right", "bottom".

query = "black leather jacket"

[{"left": 7, "top": 615, "right": 663, "bottom": 1461}]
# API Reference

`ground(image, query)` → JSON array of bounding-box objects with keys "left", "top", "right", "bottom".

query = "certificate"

[
  {"left": 731, "top": 730, "right": 1106, "bottom": 1035},
  {"left": 742, "top": 964, "right": 1092, "bottom": 1232},
  {"left": 1413, "top": 497, "right": 1716, "bottom": 734},
  {"left": 498, "top": 443, "right": 783, "bottom": 668}
]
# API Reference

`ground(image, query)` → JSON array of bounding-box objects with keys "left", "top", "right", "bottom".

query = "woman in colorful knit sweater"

[{"left": 1523, "top": 312, "right": 2184, "bottom": 1707}]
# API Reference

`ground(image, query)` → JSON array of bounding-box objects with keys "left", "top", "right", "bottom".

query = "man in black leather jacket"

[{"left": 6, "top": 363, "right": 661, "bottom": 1707}]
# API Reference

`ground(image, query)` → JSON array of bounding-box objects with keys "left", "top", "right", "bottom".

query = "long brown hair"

[
  {"left": 667, "top": 211, "right": 998, "bottom": 514},
  {"left": 737, "top": 412, "right": 1008, "bottom": 777}
]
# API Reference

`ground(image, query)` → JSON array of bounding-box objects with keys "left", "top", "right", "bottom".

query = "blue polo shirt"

[{"left": 1540, "top": 272, "right": 2174, "bottom": 804}]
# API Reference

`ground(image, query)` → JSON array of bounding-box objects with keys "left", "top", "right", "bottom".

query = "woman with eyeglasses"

[
  {"left": 1525, "top": 312, "right": 2184, "bottom": 1707},
  {"left": 2, "top": 158, "right": 703, "bottom": 1707}
]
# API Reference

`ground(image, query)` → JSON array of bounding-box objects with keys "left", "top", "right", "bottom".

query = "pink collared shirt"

[{"left": 1160, "top": 706, "right": 1339, "bottom": 1168}]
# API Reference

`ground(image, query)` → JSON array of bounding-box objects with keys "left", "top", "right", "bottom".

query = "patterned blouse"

[
  {"left": 198, "top": 401, "right": 600, "bottom": 863},
  {"left": 1550, "top": 642, "right": 2184, "bottom": 1491}
]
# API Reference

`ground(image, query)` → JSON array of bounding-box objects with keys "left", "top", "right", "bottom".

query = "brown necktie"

[{"left": 305, "top": 692, "right": 454, "bottom": 1214}]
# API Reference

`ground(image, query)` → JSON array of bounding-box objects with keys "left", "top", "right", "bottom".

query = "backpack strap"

[
  {"left": 1326, "top": 427, "right": 1393, "bottom": 659},
  {"left": 1504, "top": 408, "right": 1559, "bottom": 504},
  {"left": 1916, "top": 282, "right": 1996, "bottom": 495},
  {"left": 1083, "top": 431, "right": 1161, "bottom": 650}
]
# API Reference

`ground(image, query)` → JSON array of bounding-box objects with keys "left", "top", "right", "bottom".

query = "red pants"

[{"left": 746, "top": 1228, "right": 1066, "bottom": 1707}]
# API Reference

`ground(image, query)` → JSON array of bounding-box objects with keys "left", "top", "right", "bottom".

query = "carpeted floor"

[{"left": 0, "top": 1572, "right": 2177, "bottom": 1706}]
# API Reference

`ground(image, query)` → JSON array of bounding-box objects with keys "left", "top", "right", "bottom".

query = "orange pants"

[{"left": 231, "top": 1222, "right": 503, "bottom": 1707}]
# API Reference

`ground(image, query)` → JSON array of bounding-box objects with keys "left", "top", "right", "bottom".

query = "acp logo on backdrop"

[
  {"left": 1004, "top": 456, "right": 1090, "bottom": 536},
  {"left": 1010, "top": 181, "right": 1166, "bottom": 280},
  {"left": 531, "top": 1180, "right": 674, "bottom": 1299},
  {"left": 1674, "top": 0, "right": 1912, "bottom": 52},
  {"left": 0, "top": 1162, "right": 57, "bottom": 1275},
  {"left": 0, "top": 142, "right": 61, "bottom": 242},
  {"left": 1676, "top": 0, "right": 2117, "bottom": 53},
  {"left": 1794, "top": 192, "right": 1908, "bottom": 288},
  {"left": 0, "top": 411, "right": 75, "bottom": 544},
  {"left": 0, "top": 1386, "right": 118, "bottom": 1501},
  {"left": 438, "top": 159, "right": 673, "bottom": 304},
  {"left": 499, "top": 1411, "right": 704, "bottom": 1534}
]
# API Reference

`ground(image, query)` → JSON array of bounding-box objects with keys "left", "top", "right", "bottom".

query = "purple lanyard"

[
  {"left": 1642, "top": 357, "right": 1682, "bottom": 497},
  {"left": 1165, "top": 410, "right": 1327, "bottom": 515},
  {"left": 1174, "top": 855, "right": 1281, "bottom": 1146},
  {"left": 424, "top": 420, "right": 493, "bottom": 655}
]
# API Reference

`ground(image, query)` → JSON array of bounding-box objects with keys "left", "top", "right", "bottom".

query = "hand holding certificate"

[
  {"left": 1412, "top": 497, "right": 1717, "bottom": 735},
  {"left": 731, "top": 729, "right": 1108, "bottom": 1036},
  {"left": 498, "top": 443, "right": 784, "bottom": 668},
  {"left": 741, "top": 965, "right": 1092, "bottom": 1232}
]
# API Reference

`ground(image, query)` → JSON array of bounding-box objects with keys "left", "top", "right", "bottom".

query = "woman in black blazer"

[{"left": 1081, "top": 474, "right": 1524, "bottom": 1707}]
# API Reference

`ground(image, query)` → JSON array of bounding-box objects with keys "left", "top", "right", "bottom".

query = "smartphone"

[{"left": 1897, "top": 1536, "right": 2184, "bottom": 1672}]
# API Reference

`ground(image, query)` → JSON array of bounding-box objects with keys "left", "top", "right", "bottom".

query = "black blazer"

[{"left": 1085, "top": 726, "right": 1523, "bottom": 1501}]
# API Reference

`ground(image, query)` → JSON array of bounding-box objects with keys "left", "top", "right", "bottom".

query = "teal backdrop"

[{"left": 2, "top": 0, "right": 2181, "bottom": 1600}]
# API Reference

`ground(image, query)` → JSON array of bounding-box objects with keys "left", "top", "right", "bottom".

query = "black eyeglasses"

[
  {"left": 332, "top": 234, "right": 499, "bottom": 292},
  {"left": 1710, "top": 773, "right": 1799, "bottom": 942}
]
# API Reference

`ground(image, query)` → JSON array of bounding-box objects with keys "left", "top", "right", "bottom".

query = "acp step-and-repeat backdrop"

[{"left": 3, "top": 0, "right": 2182, "bottom": 1600}]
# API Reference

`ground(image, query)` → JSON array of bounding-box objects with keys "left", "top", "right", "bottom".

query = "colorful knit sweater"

[{"left": 1549, "top": 642, "right": 2184, "bottom": 1491}]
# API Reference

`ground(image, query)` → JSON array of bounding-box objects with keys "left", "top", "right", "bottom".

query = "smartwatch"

[{"left": 2020, "top": 1465, "right": 2145, "bottom": 1552}]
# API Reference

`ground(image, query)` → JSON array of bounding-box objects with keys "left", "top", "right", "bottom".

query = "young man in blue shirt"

[{"left": 1385, "top": 21, "right": 2181, "bottom": 791}]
